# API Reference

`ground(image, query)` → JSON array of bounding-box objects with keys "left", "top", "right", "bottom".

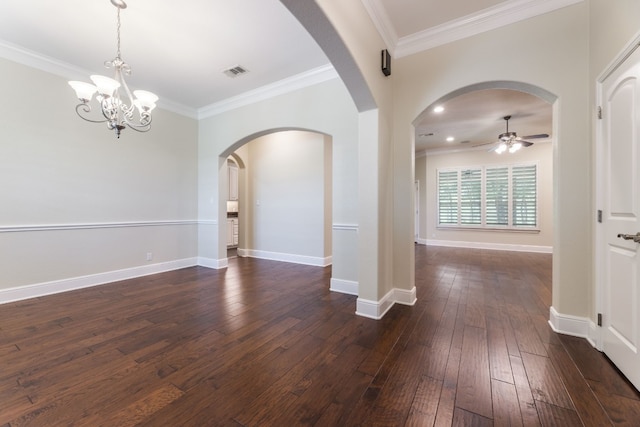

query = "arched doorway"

[
  {"left": 220, "top": 129, "right": 333, "bottom": 268},
  {"left": 412, "top": 80, "right": 557, "bottom": 293}
]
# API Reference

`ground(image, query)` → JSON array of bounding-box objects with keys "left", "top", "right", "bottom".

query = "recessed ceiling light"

[
  {"left": 433, "top": 106, "right": 445, "bottom": 113},
  {"left": 446, "top": 136, "right": 455, "bottom": 142}
]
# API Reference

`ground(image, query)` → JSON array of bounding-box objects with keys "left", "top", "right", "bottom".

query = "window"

[{"left": 437, "top": 163, "right": 538, "bottom": 230}]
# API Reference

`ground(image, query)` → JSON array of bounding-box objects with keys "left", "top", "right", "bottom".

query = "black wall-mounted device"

[{"left": 381, "top": 49, "right": 391, "bottom": 76}]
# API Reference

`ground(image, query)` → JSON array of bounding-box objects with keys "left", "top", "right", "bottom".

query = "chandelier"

[{"left": 68, "top": 0, "right": 158, "bottom": 138}]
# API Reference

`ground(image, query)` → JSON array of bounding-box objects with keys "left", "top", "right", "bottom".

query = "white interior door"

[{"left": 601, "top": 45, "right": 640, "bottom": 391}]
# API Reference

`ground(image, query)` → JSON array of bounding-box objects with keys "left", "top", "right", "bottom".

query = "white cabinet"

[
  {"left": 226, "top": 218, "right": 239, "bottom": 247},
  {"left": 228, "top": 163, "right": 238, "bottom": 201}
]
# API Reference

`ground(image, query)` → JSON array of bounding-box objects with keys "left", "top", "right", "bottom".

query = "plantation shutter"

[
  {"left": 512, "top": 165, "right": 537, "bottom": 227},
  {"left": 485, "top": 167, "right": 509, "bottom": 226},
  {"left": 438, "top": 170, "right": 459, "bottom": 224},
  {"left": 460, "top": 169, "right": 482, "bottom": 225}
]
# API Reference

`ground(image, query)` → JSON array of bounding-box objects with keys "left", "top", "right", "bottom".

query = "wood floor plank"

[
  {"left": 78, "top": 383, "right": 184, "bottom": 427},
  {"left": 276, "top": 343, "right": 370, "bottom": 425},
  {"left": 507, "top": 303, "right": 548, "bottom": 357},
  {"left": 434, "top": 298, "right": 466, "bottom": 427},
  {"left": 546, "top": 342, "right": 612, "bottom": 426},
  {"left": 423, "top": 293, "right": 460, "bottom": 381},
  {"left": 560, "top": 334, "right": 640, "bottom": 402},
  {"left": 586, "top": 380, "right": 640, "bottom": 426},
  {"left": 452, "top": 407, "right": 493, "bottom": 426},
  {"left": 510, "top": 355, "right": 542, "bottom": 427},
  {"left": 363, "top": 343, "right": 428, "bottom": 425},
  {"left": 535, "top": 400, "right": 583, "bottom": 426},
  {"left": 492, "top": 379, "right": 524, "bottom": 427},
  {"left": 486, "top": 313, "right": 515, "bottom": 384},
  {"left": 404, "top": 375, "right": 442, "bottom": 427},
  {"left": 456, "top": 326, "right": 493, "bottom": 419},
  {"left": 521, "top": 351, "right": 575, "bottom": 410}
]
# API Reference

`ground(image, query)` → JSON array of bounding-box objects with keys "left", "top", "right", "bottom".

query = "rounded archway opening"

[
  {"left": 219, "top": 128, "right": 333, "bottom": 269},
  {"left": 412, "top": 80, "right": 557, "bottom": 295}
]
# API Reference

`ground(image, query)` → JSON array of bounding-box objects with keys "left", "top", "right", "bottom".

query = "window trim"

[{"left": 436, "top": 161, "right": 540, "bottom": 232}]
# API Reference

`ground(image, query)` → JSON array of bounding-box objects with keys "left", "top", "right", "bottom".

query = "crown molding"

[
  {"left": 197, "top": 64, "right": 338, "bottom": 119},
  {"left": 0, "top": 40, "right": 337, "bottom": 120},
  {"left": 0, "top": 40, "right": 199, "bottom": 119},
  {"left": 362, "top": 0, "right": 584, "bottom": 58},
  {"left": 360, "top": 0, "right": 398, "bottom": 51}
]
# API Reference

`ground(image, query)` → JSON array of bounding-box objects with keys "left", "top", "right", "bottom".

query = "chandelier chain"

[{"left": 116, "top": 7, "right": 121, "bottom": 59}]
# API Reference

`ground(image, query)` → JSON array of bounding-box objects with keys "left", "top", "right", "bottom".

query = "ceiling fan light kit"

[
  {"left": 491, "top": 115, "right": 547, "bottom": 154},
  {"left": 68, "top": 0, "right": 158, "bottom": 138}
]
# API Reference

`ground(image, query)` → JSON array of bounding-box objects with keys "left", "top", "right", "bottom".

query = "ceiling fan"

[{"left": 487, "top": 115, "right": 549, "bottom": 154}]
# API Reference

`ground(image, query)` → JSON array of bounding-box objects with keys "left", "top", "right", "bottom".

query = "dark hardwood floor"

[{"left": 1, "top": 245, "right": 639, "bottom": 426}]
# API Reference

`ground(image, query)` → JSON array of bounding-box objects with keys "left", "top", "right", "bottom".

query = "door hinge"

[
  {"left": 597, "top": 209, "right": 603, "bottom": 223},
  {"left": 597, "top": 106, "right": 603, "bottom": 120},
  {"left": 597, "top": 313, "right": 603, "bottom": 327}
]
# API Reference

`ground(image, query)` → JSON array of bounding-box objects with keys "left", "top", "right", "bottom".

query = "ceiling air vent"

[{"left": 222, "top": 65, "right": 249, "bottom": 78}]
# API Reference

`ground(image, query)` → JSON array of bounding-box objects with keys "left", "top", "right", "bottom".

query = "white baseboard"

[
  {"left": 197, "top": 257, "right": 228, "bottom": 269},
  {"left": 395, "top": 286, "right": 417, "bottom": 306},
  {"left": 427, "top": 239, "right": 552, "bottom": 254},
  {"left": 241, "top": 249, "right": 331, "bottom": 267},
  {"left": 330, "top": 278, "right": 358, "bottom": 295},
  {"left": 356, "top": 287, "right": 417, "bottom": 320},
  {"left": 0, "top": 258, "right": 198, "bottom": 305},
  {"left": 548, "top": 306, "right": 594, "bottom": 344}
]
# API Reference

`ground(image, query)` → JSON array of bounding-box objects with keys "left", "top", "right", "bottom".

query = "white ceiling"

[
  {"left": 0, "top": 0, "right": 574, "bottom": 151},
  {"left": 0, "top": 0, "right": 330, "bottom": 114},
  {"left": 414, "top": 89, "right": 552, "bottom": 154}
]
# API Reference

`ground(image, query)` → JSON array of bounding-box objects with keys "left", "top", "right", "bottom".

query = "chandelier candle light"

[{"left": 68, "top": 0, "right": 158, "bottom": 138}]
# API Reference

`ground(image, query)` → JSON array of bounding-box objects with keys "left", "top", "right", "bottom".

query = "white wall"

[
  {"left": 240, "top": 130, "right": 331, "bottom": 264},
  {"left": 422, "top": 143, "right": 553, "bottom": 251},
  {"left": 0, "top": 57, "right": 198, "bottom": 296}
]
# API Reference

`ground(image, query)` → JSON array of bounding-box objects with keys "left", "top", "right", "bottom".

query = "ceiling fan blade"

[
  {"left": 520, "top": 140, "right": 534, "bottom": 147},
  {"left": 472, "top": 141, "right": 497, "bottom": 148},
  {"left": 520, "top": 133, "right": 549, "bottom": 139}
]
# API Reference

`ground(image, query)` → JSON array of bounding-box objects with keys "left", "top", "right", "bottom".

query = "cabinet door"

[
  {"left": 232, "top": 218, "right": 239, "bottom": 246},
  {"left": 226, "top": 219, "right": 233, "bottom": 246},
  {"left": 229, "top": 164, "right": 238, "bottom": 201}
]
